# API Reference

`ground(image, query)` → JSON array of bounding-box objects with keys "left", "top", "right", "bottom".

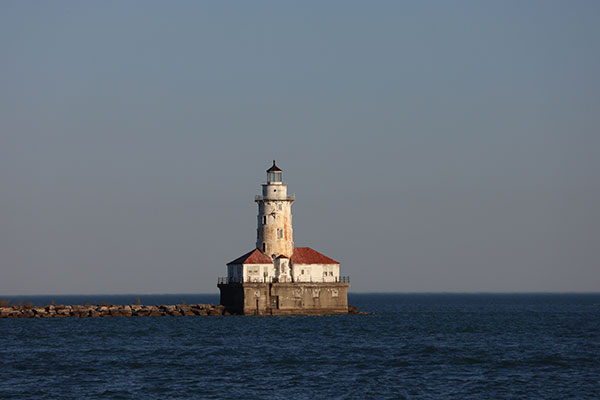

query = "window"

[
  {"left": 262, "top": 216, "right": 266, "bottom": 225},
  {"left": 268, "top": 172, "right": 282, "bottom": 183},
  {"left": 278, "top": 203, "right": 282, "bottom": 210},
  {"left": 262, "top": 243, "right": 266, "bottom": 252},
  {"left": 248, "top": 266, "right": 259, "bottom": 275},
  {"left": 277, "top": 228, "right": 283, "bottom": 239}
]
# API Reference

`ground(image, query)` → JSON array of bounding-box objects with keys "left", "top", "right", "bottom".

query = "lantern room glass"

[{"left": 268, "top": 171, "right": 282, "bottom": 183}]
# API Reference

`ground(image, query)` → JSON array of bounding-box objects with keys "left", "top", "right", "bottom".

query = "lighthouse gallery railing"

[
  {"left": 218, "top": 276, "right": 350, "bottom": 284},
  {"left": 254, "top": 194, "right": 295, "bottom": 202}
]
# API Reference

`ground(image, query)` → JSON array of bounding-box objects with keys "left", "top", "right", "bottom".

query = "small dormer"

[{"left": 267, "top": 160, "right": 282, "bottom": 184}]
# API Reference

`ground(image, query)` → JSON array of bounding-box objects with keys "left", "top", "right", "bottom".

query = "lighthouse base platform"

[{"left": 217, "top": 282, "right": 350, "bottom": 315}]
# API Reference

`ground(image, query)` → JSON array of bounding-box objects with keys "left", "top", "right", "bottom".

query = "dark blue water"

[{"left": 1, "top": 293, "right": 599, "bottom": 399}]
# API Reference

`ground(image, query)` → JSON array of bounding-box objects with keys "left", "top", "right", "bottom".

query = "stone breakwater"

[
  {"left": 0, "top": 304, "right": 229, "bottom": 318},
  {"left": 0, "top": 304, "right": 367, "bottom": 318}
]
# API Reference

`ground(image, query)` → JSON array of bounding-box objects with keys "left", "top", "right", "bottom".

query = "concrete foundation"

[{"left": 218, "top": 282, "right": 350, "bottom": 315}]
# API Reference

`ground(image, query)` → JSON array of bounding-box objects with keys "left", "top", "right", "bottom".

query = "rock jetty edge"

[{"left": 0, "top": 304, "right": 368, "bottom": 318}]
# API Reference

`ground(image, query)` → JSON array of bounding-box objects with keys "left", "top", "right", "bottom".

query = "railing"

[
  {"left": 254, "top": 194, "right": 295, "bottom": 202},
  {"left": 218, "top": 276, "right": 274, "bottom": 284},
  {"left": 218, "top": 276, "right": 350, "bottom": 284},
  {"left": 218, "top": 277, "right": 242, "bottom": 284}
]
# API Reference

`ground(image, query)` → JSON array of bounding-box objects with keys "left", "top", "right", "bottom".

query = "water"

[{"left": 1, "top": 293, "right": 598, "bottom": 399}]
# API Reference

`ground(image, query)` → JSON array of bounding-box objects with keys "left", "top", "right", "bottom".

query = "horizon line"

[{"left": 2, "top": 290, "right": 600, "bottom": 297}]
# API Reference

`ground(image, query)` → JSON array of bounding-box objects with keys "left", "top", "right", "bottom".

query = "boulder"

[
  {"left": 109, "top": 306, "right": 132, "bottom": 317},
  {"left": 56, "top": 308, "right": 72, "bottom": 316},
  {"left": 33, "top": 308, "right": 48, "bottom": 317},
  {"left": 134, "top": 307, "right": 150, "bottom": 316},
  {"left": 73, "top": 310, "right": 90, "bottom": 317},
  {"left": 0, "top": 307, "right": 13, "bottom": 318},
  {"left": 71, "top": 305, "right": 90, "bottom": 317},
  {"left": 118, "top": 305, "right": 133, "bottom": 316},
  {"left": 162, "top": 305, "right": 177, "bottom": 313},
  {"left": 130, "top": 305, "right": 143, "bottom": 313}
]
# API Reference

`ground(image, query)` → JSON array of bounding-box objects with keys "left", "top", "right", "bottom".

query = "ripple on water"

[{"left": 1, "top": 294, "right": 600, "bottom": 399}]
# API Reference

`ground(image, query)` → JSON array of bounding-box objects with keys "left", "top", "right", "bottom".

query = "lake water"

[{"left": 1, "top": 293, "right": 599, "bottom": 399}]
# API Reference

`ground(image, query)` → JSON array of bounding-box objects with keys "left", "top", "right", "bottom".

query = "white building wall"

[
  {"left": 229, "top": 262, "right": 340, "bottom": 283},
  {"left": 292, "top": 263, "right": 340, "bottom": 283},
  {"left": 241, "top": 263, "right": 274, "bottom": 282}
]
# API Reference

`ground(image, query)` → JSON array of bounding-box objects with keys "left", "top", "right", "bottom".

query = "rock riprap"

[{"left": 0, "top": 304, "right": 228, "bottom": 318}]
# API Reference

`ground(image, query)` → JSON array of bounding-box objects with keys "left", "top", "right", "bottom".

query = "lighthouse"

[
  {"left": 218, "top": 161, "right": 350, "bottom": 315},
  {"left": 255, "top": 161, "right": 294, "bottom": 258}
]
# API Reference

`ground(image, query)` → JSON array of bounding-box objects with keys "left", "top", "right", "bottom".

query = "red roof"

[
  {"left": 291, "top": 247, "right": 339, "bottom": 265},
  {"left": 227, "top": 249, "right": 273, "bottom": 265}
]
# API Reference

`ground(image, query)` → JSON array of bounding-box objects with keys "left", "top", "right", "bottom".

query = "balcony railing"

[
  {"left": 254, "top": 194, "right": 295, "bottom": 202},
  {"left": 218, "top": 276, "right": 350, "bottom": 284}
]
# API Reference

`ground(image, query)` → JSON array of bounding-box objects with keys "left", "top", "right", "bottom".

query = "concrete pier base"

[{"left": 218, "top": 282, "right": 350, "bottom": 315}]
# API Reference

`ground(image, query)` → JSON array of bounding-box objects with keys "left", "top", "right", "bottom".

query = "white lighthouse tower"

[{"left": 255, "top": 160, "right": 295, "bottom": 259}]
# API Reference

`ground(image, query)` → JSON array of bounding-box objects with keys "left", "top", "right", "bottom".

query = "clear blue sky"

[{"left": 1, "top": 1, "right": 599, "bottom": 294}]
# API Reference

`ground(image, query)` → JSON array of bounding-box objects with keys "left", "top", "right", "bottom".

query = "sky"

[{"left": 1, "top": 1, "right": 599, "bottom": 295}]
